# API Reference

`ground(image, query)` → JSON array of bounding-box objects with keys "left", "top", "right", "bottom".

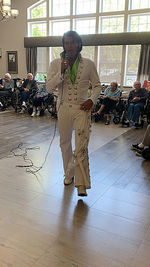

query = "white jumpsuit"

[{"left": 46, "top": 54, "right": 101, "bottom": 189}]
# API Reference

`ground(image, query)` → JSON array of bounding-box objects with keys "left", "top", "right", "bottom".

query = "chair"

[{"left": 93, "top": 92, "right": 126, "bottom": 124}]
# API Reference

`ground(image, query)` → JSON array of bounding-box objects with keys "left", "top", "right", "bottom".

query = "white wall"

[{"left": 0, "top": 0, "right": 38, "bottom": 79}]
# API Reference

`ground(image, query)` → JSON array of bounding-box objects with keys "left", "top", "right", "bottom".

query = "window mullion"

[
  {"left": 121, "top": 45, "right": 126, "bottom": 88},
  {"left": 47, "top": 0, "right": 49, "bottom": 35},
  {"left": 124, "top": 0, "right": 129, "bottom": 32},
  {"left": 96, "top": 0, "right": 100, "bottom": 34},
  {"left": 70, "top": 0, "right": 73, "bottom": 30}
]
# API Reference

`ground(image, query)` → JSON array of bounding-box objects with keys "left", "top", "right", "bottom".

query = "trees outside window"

[
  {"left": 129, "top": 14, "right": 150, "bottom": 32},
  {"left": 28, "top": 0, "right": 47, "bottom": 19},
  {"left": 100, "top": 16, "right": 124, "bottom": 33},
  {"left": 74, "top": 0, "right": 96, "bottom": 15},
  {"left": 101, "top": 0, "right": 125, "bottom": 12},
  {"left": 98, "top": 46, "right": 122, "bottom": 84},
  {"left": 29, "top": 22, "right": 47, "bottom": 37},
  {"left": 130, "top": 0, "right": 150, "bottom": 10}
]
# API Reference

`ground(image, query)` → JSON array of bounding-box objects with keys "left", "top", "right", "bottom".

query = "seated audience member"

[
  {"left": 143, "top": 80, "right": 150, "bottom": 93},
  {"left": 31, "top": 83, "right": 48, "bottom": 117},
  {"left": 95, "top": 82, "right": 120, "bottom": 125},
  {"left": 0, "top": 73, "right": 14, "bottom": 96},
  {"left": 20, "top": 73, "right": 38, "bottom": 113},
  {"left": 131, "top": 124, "right": 150, "bottom": 157},
  {"left": 125, "top": 81, "right": 148, "bottom": 127},
  {"left": 146, "top": 81, "right": 150, "bottom": 94}
]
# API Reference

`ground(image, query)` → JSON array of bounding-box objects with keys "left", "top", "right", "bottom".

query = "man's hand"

[
  {"left": 24, "top": 88, "right": 29, "bottom": 92},
  {"left": 0, "top": 85, "right": 4, "bottom": 89},
  {"left": 133, "top": 97, "right": 140, "bottom": 102},
  {"left": 61, "top": 60, "right": 69, "bottom": 74},
  {"left": 80, "top": 99, "right": 93, "bottom": 111}
]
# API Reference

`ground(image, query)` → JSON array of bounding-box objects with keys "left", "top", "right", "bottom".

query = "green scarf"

[{"left": 67, "top": 57, "right": 80, "bottom": 84}]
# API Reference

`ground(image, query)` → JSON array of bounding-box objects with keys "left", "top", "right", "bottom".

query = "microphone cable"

[{"left": 9, "top": 57, "right": 67, "bottom": 175}]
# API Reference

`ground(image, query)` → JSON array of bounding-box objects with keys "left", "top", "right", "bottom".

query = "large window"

[
  {"left": 74, "top": 0, "right": 96, "bottom": 14},
  {"left": 130, "top": 0, "right": 150, "bottom": 10},
  {"left": 27, "top": 0, "right": 150, "bottom": 86},
  {"left": 99, "top": 46, "right": 122, "bottom": 84},
  {"left": 129, "top": 14, "right": 150, "bottom": 32},
  {"left": 101, "top": 0, "right": 125, "bottom": 12},
  {"left": 28, "top": 22, "right": 47, "bottom": 37},
  {"left": 100, "top": 16, "right": 124, "bottom": 33},
  {"left": 28, "top": 0, "right": 47, "bottom": 19},
  {"left": 73, "top": 19, "right": 96, "bottom": 34},
  {"left": 124, "top": 45, "right": 141, "bottom": 86},
  {"left": 50, "top": 0, "right": 70, "bottom": 17},
  {"left": 50, "top": 20, "right": 70, "bottom": 35},
  {"left": 36, "top": 47, "right": 47, "bottom": 82}
]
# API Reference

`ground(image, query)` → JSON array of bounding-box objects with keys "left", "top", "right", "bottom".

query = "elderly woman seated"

[
  {"left": 19, "top": 73, "right": 38, "bottom": 114},
  {"left": 95, "top": 82, "right": 120, "bottom": 125},
  {"left": 0, "top": 73, "right": 14, "bottom": 96},
  {"left": 0, "top": 73, "right": 14, "bottom": 108},
  {"left": 31, "top": 83, "right": 48, "bottom": 117}
]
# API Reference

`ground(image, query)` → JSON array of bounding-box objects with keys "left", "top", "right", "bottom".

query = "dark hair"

[{"left": 62, "top": 31, "right": 82, "bottom": 52}]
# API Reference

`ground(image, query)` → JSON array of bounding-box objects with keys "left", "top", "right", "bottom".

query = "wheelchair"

[
  {"left": 92, "top": 93, "right": 126, "bottom": 124},
  {"left": 145, "top": 94, "right": 150, "bottom": 124},
  {"left": 35, "top": 93, "right": 58, "bottom": 118},
  {"left": 0, "top": 89, "right": 14, "bottom": 111},
  {"left": 121, "top": 99, "right": 149, "bottom": 128},
  {"left": 0, "top": 78, "right": 23, "bottom": 112},
  {"left": 11, "top": 88, "right": 37, "bottom": 113}
]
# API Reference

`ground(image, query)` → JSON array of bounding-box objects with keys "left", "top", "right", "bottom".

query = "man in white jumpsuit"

[{"left": 47, "top": 31, "right": 101, "bottom": 196}]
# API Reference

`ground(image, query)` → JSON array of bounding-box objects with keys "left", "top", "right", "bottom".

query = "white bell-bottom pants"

[{"left": 58, "top": 102, "right": 91, "bottom": 189}]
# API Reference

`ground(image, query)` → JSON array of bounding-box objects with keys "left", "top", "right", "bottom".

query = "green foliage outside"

[
  {"left": 32, "top": 24, "right": 46, "bottom": 36},
  {"left": 36, "top": 73, "right": 47, "bottom": 82},
  {"left": 31, "top": 3, "right": 46, "bottom": 19}
]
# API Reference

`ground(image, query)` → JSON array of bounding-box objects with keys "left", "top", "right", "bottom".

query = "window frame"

[
  {"left": 100, "top": 0, "right": 126, "bottom": 13},
  {"left": 28, "top": 21, "right": 47, "bottom": 37},
  {"left": 27, "top": 0, "right": 47, "bottom": 20},
  {"left": 99, "top": 15, "right": 124, "bottom": 33},
  {"left": 27, "top": 0, "right": 150, "bottom": 86}
]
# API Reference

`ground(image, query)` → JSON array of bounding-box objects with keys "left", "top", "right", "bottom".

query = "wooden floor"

[{"left": 0, "top": 110, "right": 150, "bottom": 267}]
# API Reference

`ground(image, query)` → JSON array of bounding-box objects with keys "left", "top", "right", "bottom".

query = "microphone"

[
  {"left": 64, "top": 53, "right": 70, "bottom": 61},
  {"left": 63, "top": 53, "right": 70, "bottom": 75}
]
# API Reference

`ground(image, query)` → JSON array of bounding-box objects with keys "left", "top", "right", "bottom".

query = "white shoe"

[
  {"left": 77, "top": 186, "right": 87, "bottom": 197},
  {"left": 64, "top": 176, "right": 74, "bottom": 185},
  {"left": 31, "top": 111, "right": 36, "bottom": 117},
  {"left": 22, "top": 101, "right": 27, "bottom": 108},
  {"left": 36, "top": 110, "right": 40, "bottom": 116},
  {"left": 19, "top": 108, "right": 25, "bottom": 114}
]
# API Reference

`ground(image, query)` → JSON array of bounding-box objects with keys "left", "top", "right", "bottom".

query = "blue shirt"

[{"left": 104, "top": 87, "right": 120, "bottom": 98}]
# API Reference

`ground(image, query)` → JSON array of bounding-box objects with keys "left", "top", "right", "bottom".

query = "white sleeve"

[
  {"left": 46, "top": 59, "right": 64, "bottom": 94},
  {"left": 88, "top": 61, "right": 101, "bottom": 105}
]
